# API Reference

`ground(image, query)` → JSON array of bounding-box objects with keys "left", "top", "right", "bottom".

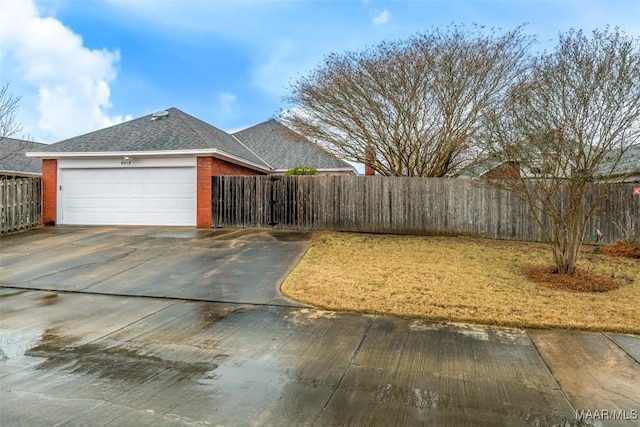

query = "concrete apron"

[
  {"left": 0, "top": 227, "right": 313, "bottom": 306},
  {"left": 2, "top": 290, "right": 638, "bottom": 426}
]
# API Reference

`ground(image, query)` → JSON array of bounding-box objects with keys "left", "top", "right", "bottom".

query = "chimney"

[{"left": 365, "top": 146, "right": 375, "bottom": 176}]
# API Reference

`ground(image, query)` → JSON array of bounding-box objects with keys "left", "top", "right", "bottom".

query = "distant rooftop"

[
  {"left": 0, "top": 137, "right": 47, "bottom": 175},
  {"left": 233, "top": 119, "right": 354, "bottom": 171}
]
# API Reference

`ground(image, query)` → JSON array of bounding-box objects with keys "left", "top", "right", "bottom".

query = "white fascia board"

[
  {"left": 0, "top": 170, "right": 42, "bottom": 177},
  {"left": 26, "top": 149, "right": 271, "bottom": 173}
]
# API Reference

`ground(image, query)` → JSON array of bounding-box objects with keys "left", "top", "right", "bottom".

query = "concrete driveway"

[
  {"left": 0, "top": 226, "right": 312, "bottom": 305},
  {"left": 1, "top": 227, "right": 639, "bottom": 426}
]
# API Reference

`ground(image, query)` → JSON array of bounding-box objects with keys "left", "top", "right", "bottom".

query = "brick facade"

[
  {"left": 41, "top": 159, "right": 57, "bottom": 225},
  {"left": 364, "top": 146, "right": 376, "bottom": 176},
  {"left": 197, "top": 156, "right": 265, "bottom": 227},
  {"left": 484, "top": 162, "right": 521, "bottom": 180}
]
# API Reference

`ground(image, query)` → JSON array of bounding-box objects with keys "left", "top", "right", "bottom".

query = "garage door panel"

[{"left": 61, "top": 167, "right": 196, "bottom": 226}]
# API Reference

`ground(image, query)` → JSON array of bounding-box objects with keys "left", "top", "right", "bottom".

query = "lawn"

[{"left": 281, "top": 232, "right": 640, "bottom": 334}]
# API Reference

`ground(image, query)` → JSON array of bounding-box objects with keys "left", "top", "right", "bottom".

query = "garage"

[
  {"left": 58, "top": 158, "right": 196, "bottom": 226},
  {"left": 28, "top": 108, "right": 275, "bottom": 228}
]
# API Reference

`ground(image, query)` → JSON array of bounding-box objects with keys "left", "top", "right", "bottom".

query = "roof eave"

[{"left": 0, "top": 170, "right": 42, "bottom": 177}]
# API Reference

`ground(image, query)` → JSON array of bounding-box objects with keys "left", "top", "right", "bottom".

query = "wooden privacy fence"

[
  {"left": 0, "top": 177, "right": 42, "bottom": 234},
  {"left": 212, "top": 175, "right": 640, "bottom": 244}
]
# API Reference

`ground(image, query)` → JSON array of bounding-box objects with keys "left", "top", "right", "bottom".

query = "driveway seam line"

[
  {"left": 601, "top": 332, "right": 640, "bottom": 365},
  {"left": 311, "top": 321, "right": 372, "bottom": 426},
  {"left": 525, "top": 330, "right": 577, "bottom": 414},
  {"left": 0, "top": 285, "right": 307, "bottom": 309}
]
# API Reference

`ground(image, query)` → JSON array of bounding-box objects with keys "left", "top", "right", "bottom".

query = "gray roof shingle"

[
  {"left": 233, "top": 119, "right": 354, "bottom": 171},
  {"left": 36, "top": 108, "right": 269, "bottom": 168},
  {"left": 598, "top": 144, "right": 640, "bottom": 177},
  {"left": 0, "top": 138, "right": 47, "bottom": 175}
]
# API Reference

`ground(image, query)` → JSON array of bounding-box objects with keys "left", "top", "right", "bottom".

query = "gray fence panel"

[
  {"left": 212, "top": 176, "right": 640, "bottom": 244},
  {"left": 1, "top": 177, "right": 42, "bottom": 235}
]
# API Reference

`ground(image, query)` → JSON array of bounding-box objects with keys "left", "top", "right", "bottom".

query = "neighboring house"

[
  {"left": 0, "top": 138, "right": 47, "bottom": 178},
  {"left": 596, "top": 144, "right": 640, "bottom": 183},
  {"left": 27, "top": 108, "right": 354, "bottom": 227},
  {"left": 456, "top": 158, "right": 521, "bottom": 180},
  {"left": 232, "top": 119, "right": 355, "bottom": 175},
  {"left": 458, "top": 145, "right": 640, "bottom": 182}
]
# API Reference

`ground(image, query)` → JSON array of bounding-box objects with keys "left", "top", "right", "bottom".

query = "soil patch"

[
  {"left": 522, "top": 266, "right": 622, "bottom": 293},
  {"left": 600, "top": 242, "right": 640, "bottom": 259}
]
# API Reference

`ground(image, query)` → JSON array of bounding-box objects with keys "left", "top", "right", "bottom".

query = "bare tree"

[
  {"left": 284, "top": 25, "right": 533, "bottom": 176},
  {"left": 481, "top": 28, "right": 640, "bottom": 274},
  {"left": 0, "top": 83, "right": 26, "bottom": 166}
]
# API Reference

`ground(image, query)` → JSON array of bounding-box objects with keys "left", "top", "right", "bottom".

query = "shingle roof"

[
  {"left": 0, "top": 138, "right": 46, "bottom": 174},
  {"left": 36, "top": 108, "right": 269, "bottom": 168},
  {"left": 456, "top": 157, "right": 506, "bottom": 179},
  {"left": 233, "top": 119, "right": 354, "bottom": 170},
  {"left": 598, "top": 144, "right": 640, "bottom": 177}
]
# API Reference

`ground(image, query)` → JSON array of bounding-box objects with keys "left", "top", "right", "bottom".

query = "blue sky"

[{"left": 1, "top": 0, "right": 639, "bottom": 143}]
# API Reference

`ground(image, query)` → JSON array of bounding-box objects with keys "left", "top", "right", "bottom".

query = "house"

[
  {"left": 458, "top": 145, "right": 640, "bottom": 182},
  {"left": 27, "top": 108, "right": 354, "bottom": 227},
  {"left": 597, "top": 144, "right": 640, "bottom": 183},
  {"left": 0, "top": 138, "right": 47, "bottom": 178},
  {"left": 456, "top": 158, "right": 522, "bottom": 180},
  {"left": 233, "top": 119, "right": 354, "bottom": 175}
]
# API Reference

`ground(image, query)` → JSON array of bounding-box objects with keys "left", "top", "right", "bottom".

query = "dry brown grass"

[{"left": 281, "top": 232, "right": 640, "bottom": 334}]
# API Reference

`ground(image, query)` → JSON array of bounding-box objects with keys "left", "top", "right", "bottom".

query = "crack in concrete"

[
  {"left": 602, "top": 333, "right": 640, "bottom": 365},
  {"left": 311, "top": 320, "right": 373, "bottom": 426},
  {"left": 82, "top": 301, "right": 181, "bottom": 347},
  {"left": 0, "top": 247, "right": 141, "bottom": 290}
]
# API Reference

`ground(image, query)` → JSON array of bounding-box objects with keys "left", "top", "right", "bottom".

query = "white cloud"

[
  {"left": 251, "top": 40, "right": 298, "bottom": 96},
  {"left": 0, "top": 0, "right": 128, "bottom": 142},
  {"left": 373, "top": 10, "right": 390, "bottom": 25},
  {"left": 214, "top": 92, "right": 238, "bottom": 123}
]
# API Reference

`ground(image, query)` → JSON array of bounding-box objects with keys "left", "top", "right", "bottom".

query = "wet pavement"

[
  {"left": 0, "top": 226, "right": 312, "bottom": 305},
  {"left": 1, "top": 227, "right": 639, "bottom": 426}
]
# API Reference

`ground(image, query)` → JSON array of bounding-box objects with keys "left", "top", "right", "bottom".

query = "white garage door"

[{"left": 60, "top": 167, "right": 196, "bottom": 226}]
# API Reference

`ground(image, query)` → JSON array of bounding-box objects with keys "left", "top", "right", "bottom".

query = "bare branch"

[
  {"left": 284, "top": 24, "right": 534, "bottom": 177},
  {"left": 0, "top": 83, "right": 26, "bottom": 166},
  {"left": 481, "top": 27, "right": 640, "bottom": 274}
]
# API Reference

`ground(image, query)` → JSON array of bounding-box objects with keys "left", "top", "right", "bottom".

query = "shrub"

[{"left": 284, "top": 166, "right": 317, "bottom": 176}]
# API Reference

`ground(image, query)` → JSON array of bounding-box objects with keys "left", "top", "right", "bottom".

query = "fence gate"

[{"left": 212, "top": 176, "right": 316, "bottom": 229}]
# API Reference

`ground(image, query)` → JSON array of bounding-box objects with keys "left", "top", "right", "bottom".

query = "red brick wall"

[
  {"left": 484, "top": 162, "right": 521, "bottom": 180},
  {"left": 364, "top": 146, "right": 376, "bottom": 176},
  {"left": 211, "top": 158, "right": 265, "bottom": 176},
  {"left": 197, "top": 157, "right": 265, "bottom": 227},
  {"left": 42, "top": 159, "right": 57, "bottom": 225}
]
